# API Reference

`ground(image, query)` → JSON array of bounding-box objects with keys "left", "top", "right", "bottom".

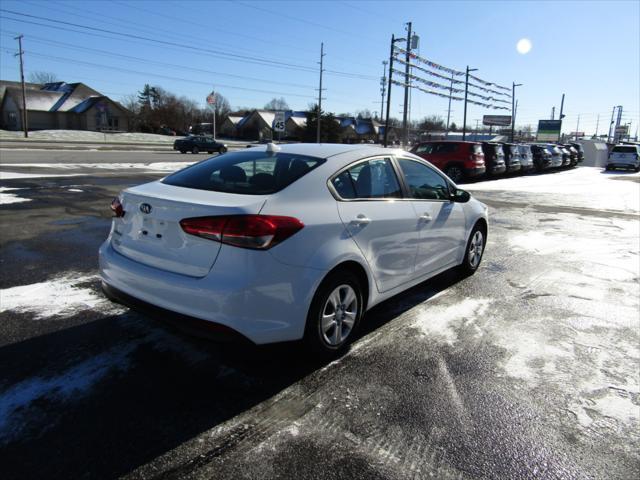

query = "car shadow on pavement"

[{"left": 0, "top": 268, "right": 464, "bottom": 479}]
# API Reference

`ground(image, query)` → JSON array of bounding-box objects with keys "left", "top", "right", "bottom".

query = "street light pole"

[
  {"left": 317, "top": 42, "right": 325, "bottom": 143},
  {"left": 462, "top": 66, "right": 477, "bottom": 141},
  {"left": 384, "top": 35, "right": 395, "bottom": 147},
  {"left": 14, "top": 35, "right": 28, "bottom": 138},
  {"left": 511, "top": 82, "right": 523, "bottom": 142},
  {"left": 401, "top": 22, "right": 412, "bottom": 147},
  {"left": 446, "top": 72, "right": 454, "bottom": 132}
]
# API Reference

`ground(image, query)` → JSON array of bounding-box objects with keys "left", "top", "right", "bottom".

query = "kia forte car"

[{"left": 99, "top": 144, "right": 488, "bottom": 355}]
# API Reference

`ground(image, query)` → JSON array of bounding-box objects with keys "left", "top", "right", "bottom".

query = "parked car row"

[{"left": 410, "top": 140, "right": 585, "bottom": 183}]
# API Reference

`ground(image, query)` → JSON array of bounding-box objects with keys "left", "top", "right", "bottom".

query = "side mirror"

[{"left": 451, "top": 189, "right": 471, "bottom": 203}]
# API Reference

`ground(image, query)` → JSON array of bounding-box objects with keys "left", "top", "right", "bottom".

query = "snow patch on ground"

[
  {"left": 0, "top": 187, "right": 30, "bottom": 205},
  {"left": 0, "top": 273, "right": 123, "bottom": 319},
  {"left": 0, "top": 129, "right": 180, "bottom": 144},
  {"left": 464, "top": 167, "right": 640, "bottom": 213},
  {"left": 413, "top": 298, "right": 492, "bottom": 345},
  {"left": 0, "top": 172, "right": 84, "bottom": 180},
  {"left": 67, "top": 188, "right": 83, "bottom": 192},
  {"left": 0, "top": 344, "right": 134, "bottom": 445}
]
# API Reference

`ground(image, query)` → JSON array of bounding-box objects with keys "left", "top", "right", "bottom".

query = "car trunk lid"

[{"left": 111, "top": 181, "right": 266, "bottom": 277}]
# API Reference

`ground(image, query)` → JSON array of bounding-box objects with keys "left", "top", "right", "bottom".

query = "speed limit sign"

[{"left": 274, "top": 111, "right": 285, "bottom": 132}]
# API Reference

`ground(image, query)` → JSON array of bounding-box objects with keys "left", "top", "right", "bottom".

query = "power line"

[{"left": 0, "top": 31, "right": 315, "bottom": 90}]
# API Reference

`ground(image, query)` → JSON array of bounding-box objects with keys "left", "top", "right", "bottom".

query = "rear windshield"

[
  {"left": 162, "top": 150, "right": 325, "bottom": 194},
  {"left": 612, "top": 146, "right": 637, "bottom": 153},
  {"left": 495, "top": 145, "right": 504, "bottom": 155},
  {"left": 518, "top": 145, "right": 531, "bottom": 154}
]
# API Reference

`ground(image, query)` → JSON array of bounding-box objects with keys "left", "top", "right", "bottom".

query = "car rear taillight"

[
  {"left": 111, "top": 197, "right": 125, "bottom": 217},
  {"left": 180, "top": 215, "right": 304, "bottom": 250}
]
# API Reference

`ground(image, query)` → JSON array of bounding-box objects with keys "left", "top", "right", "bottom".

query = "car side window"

[
  {"left": 436, "top": 143, "right": 456, "bottom": 154},
  {"left": 397, "top": 158, "right": 450, "bottom": 200},
  {"left": 331, "top": 158, "right": 402, "bottom": 200},
  {"left": 415, "top": 144, "right": 433, "bottom": 154}
]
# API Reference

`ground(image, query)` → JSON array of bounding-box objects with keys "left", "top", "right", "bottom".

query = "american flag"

[{"left": 206, "top": 92, "right": 216, "bottom": 105}]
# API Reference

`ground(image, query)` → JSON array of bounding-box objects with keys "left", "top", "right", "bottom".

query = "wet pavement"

[{"left": 0, "top": 154, "right": 638, "bottom": 479}]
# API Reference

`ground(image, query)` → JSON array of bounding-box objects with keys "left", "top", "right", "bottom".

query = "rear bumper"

[
  {"left": 607, "top": 162, "right": 639, "bottom": 169},
  {"left": 99, "top": 240, "right": 325, "bottom": 344},
  {"left": 488, "top": 164, "right": 506, "bottom": 175},
  {"left": 506, "top": 163, "right": 521, "bottom": 172}
]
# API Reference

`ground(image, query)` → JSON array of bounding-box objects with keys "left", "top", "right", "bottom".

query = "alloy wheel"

[
  {"left": 468, "top": 230, "right": 484, "bottom": 269},
  {"left": 321, "top": 284, "right": 358, "bottom": 346}
]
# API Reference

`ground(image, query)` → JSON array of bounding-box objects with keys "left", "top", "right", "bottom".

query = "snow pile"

[
  {"left": 0, "top": 129, "right": 181, "bottom": 144},
  {"left": 0, "top": 187, "right": 30, "bottom": 205},
  {"left": 0, "top": 273, "right": 123, "bottom": 319}
]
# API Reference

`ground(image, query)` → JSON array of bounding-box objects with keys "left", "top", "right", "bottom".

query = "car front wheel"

[
  {"left": 304, "top": 270, "right": 363, "bottom": 357},
  {"left": 219, "top": 146, "right": 228, "bottom": 154},
  {"left": 460, "top": 223, "right": 486, "bottom": 276}
]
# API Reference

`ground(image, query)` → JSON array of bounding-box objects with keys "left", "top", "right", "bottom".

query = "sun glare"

[{"left": 516, "top": 38, "right": 532, "bottom": 54}]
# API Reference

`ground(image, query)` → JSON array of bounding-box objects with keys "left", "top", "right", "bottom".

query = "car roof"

[{"left": 247, "top": 143, "right": 404, "bottom": 159}]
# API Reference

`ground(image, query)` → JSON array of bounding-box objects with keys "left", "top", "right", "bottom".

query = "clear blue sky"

[{"left": 1, "top": 0, "right": 638, "bottom": 135}]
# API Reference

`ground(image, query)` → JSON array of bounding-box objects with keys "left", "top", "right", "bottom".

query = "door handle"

[
  {"left": 419, "top": 213, "right": 432, "bottom": 222},
  {"left": 351, "top": 214, "right": 371, "bottom": 226}
]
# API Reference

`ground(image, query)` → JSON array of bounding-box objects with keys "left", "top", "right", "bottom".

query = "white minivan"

[{"left": 606, "top": 144, "right": 640, "bottom": 172}]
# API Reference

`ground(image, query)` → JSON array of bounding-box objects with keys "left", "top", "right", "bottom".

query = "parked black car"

[
  {"left": 481, "top": 142, "right": 507, "bottom": 176},
  {"left": 560, "top": 144, "right": 579, "bottom": 167},
  {"left": 557, "top": 146, "right": 572, "bottom": 167},
  {"left": 173, "top": 136, "right": 228, "bottom": 154},
  {"left": 570, "top": 142, "right": 585, "bottom": 164},
  {"left": 530, "top": 145, "right": 553, "bottom": 172},
  {"left": 500, "top": 143, "right": 522, "bottom": 174}
]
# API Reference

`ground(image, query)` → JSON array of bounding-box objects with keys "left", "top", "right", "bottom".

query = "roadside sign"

[
  {"left": 536, "top": 120, "right": 562, "bottom": 142},
  {"left": 273, "top": 111, "right": 286, "bottom": 132},
  {"left": 483, "top": 115, "right": 511, "bottom": 126}
]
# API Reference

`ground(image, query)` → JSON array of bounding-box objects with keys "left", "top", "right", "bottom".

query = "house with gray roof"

[{"left": 0, "top": 80, "right": 130, "bottom": 132}]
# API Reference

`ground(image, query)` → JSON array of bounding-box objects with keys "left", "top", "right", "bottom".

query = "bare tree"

[
  {"left": 28, "top": 71, "right": 59, "bottom": 84},
  {"left": 264, "top": 97, "right": 289, "bottom": 111}
]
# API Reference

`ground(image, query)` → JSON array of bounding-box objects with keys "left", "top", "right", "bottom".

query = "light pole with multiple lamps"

[{"left": 511, "top": 82, "right": 523, "bottom": 142}]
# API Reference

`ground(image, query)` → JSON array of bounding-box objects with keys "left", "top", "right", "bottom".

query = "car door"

[
  {"left": 332, "top": 157, "right": 418, "bottom": 293},
  {"left": 396, "top": 157, "right": 466, "bottom": 277}
]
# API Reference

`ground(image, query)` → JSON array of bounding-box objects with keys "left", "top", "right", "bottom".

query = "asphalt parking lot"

[{"left": 1, "top": 151, "right": 639, "bottom": 479}]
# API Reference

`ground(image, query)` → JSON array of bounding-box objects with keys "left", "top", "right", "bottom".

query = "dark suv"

[
  {"left": 481, "top": 142, "right": 507, "bottom": 176},
  {"left": 530, "top": 145, "right": 553, "bottom": 172},
  {"left": 173, "top": 136, "right": 228, "bottom": 154},
  {"left": 500, "top": 143, "right": 523, "bottom": 174},
  {"left": 570, "top": 143, "right": 585, "bottom": 164},
  {"left": 410, "top": 141, "right": 486, "bottom": 183}
]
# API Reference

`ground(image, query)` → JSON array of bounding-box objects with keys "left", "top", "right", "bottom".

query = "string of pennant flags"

[
  {"left": 392, "top": 46, "right": 512, "bottom": 109},
  {"left": 391, "top": 68, "right": 465, "bottom": 94},
  {"left": 390, "top": 79, "right": 510, "bottom": 110}
]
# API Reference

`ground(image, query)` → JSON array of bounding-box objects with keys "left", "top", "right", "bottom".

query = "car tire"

[
  {"left": 444, "top": 165, "right": 464, "bottom": 183},
  {"left": 219, "top": 146, "right": 228, "bottom": 154},
  {"left": 459, "top": 223, "right": 486, "bottom": 276},
  {"left": 192, "top": 146, "right": 199, "bottom": 154},
  {"left": 605, "top": 165, "right": 611, "bottom": 171},
  {"left": 304, "top": 270, "right": 364, "bottom": 358},
  {"left": 635, "top": 166, "right": 640, "bottom": 173},
  {"left": 180, "top": 150, "right": 186, "bottom": 154}
]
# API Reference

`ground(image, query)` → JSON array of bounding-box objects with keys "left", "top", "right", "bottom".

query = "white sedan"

[{"left": 99, "top": 143, "right": 488, "bottom": 355}]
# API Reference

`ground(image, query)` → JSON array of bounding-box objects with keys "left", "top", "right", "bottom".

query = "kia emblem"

[{"left": 139, "top": 203, "right": 152, "bottom": 214}]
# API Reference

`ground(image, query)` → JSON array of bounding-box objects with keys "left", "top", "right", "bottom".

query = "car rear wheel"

[
  {"left": 180, "top": 150, "right": 186, "bottom": 154},
  {"left": 219, "top": 146, "right": 228, "bottom": 154},
  {"left": 191, "top": 146, "right": 199, "bottom": 154},
  {"left": 304, "top": 270, "right": 363, "bottom": 357},
  {"left": 460, "top": 223, "right": 486, "bottom": 276},
  {"left": 444, "top": 165, "right": 464, "bottom": 183}
]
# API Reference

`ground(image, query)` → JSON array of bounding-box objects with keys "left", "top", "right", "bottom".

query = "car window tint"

[
  {"left": 334, "top": 158, "right": 402, "bottom": 199},
  {"left": 398, "top": 159, "right": 450, "bottom": 200},
  {"left": 437, "top": 143, "right": 456, "bottom": 154},
  {"left": 416, "top": 144, "right": 433, "bottom": 154},
  {"left": 612, "top": 146, "right": 636, "bottom": 153},
  {"left": 163, "top": 151, "right": 324, "bottom": 195}
]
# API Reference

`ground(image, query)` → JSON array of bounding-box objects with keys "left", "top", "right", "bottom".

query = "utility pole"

[
  {"left": 511, "top": 82, "right": 522, "bottom": 142},
  {"left": 559, "top": 93, "right": 565, "bottom": 120},
  {"left": 575, "top": 114, "right": 580, "bottom": 141},
  {"left": 514, "top": 100, "right": 519, "bottom": 140},
  {"left": 551, "top": 106, "right": 555, "bottom": 120},
  {"left": 446, "top": 73, "right": 454, "bottom": 132},
  {"left": 594, "top": 114, "right": 600, "bottom": 138},
  {"left": 380, "top": 60, "right": 387, "bottom": 129},
  {"left": 384, "top": 34, "right": 395, "bottom": 147},
  {"left": 401, "top": 22, "right": 412, "bottom": 147},
  {"left": 462, "top": 65, "right": 477, "bottom": 141},
  {"left": 607, "top": 106, "right": 616, "bottom": 143},
  {"left": 316, "top": 42, "right": 325, "bottom": 143},
  {"left": 14, "top": 35, "right": 28, "bottom": 138},
  {"left": 613, "top": 105, "right": 623, "bottom": 143}
]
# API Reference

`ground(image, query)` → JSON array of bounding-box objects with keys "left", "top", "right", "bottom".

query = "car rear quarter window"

[
  {"left": 331, "top": 158, "right": 402, "bottom": 200},
  {"left": 397, "top": 158, "right": 450, "bottom": 200},
  {"left": 162, "top": 150, "right": 325, "bottom": 195}
]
